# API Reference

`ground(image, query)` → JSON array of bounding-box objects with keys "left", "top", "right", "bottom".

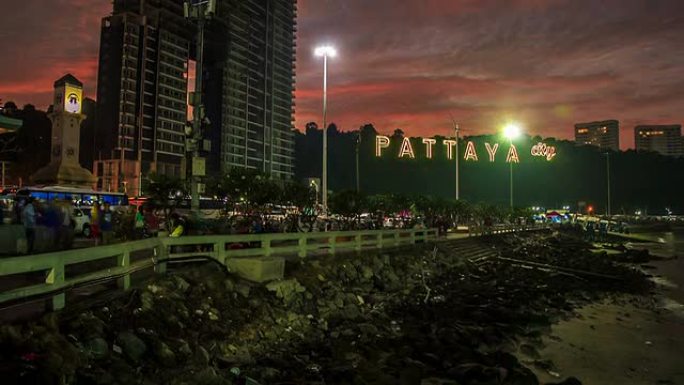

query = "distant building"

[
  {"left": 205, "top": 0, "right": 297, "bottom": 179},
  {"left": 94, "top": 1, "right": 190, "bottom": 195},
  {"left": 574, "top": 120, "right": 620, "bottom": 151},
  {"left": 634, "top": 125, "right": 682, "bottom": 157}
]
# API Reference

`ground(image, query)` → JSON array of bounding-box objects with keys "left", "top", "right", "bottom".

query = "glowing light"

[
  {"left": 506, "top": 144, "right": 520, "bottom": 163},
  {"left": 464, "top": 141, "right": 478, "bottom": 161},
  {"left": 314, "top": 45, "right": 337, "bottom": 58},
  {"left": 398, "top": 137, "right": 415, "bottom": 158},
  {"left": 531, "top": 142, "right": 556, "bottom": 161},
  {"left": 503, "top": 123, "right": 522, "bottom": 140},
  {"left": 443, "top": 140, "right": 457, "bottom": 159},
  {"left": 375, "top": 135, "right": 390, "bottom": 157},
  {"left": 422, "top": 138, "right": 436, "bottom": 159},
  {"left": 484, "top": 142, "right": 499, "bottom": 162}
]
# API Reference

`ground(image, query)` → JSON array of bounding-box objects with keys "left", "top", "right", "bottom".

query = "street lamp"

[
  {"left": 503, "top": 123, "right": 522, "bottom": 208},
  {"left": 315, "top": 45, "right": 337, "bottom": 216}
]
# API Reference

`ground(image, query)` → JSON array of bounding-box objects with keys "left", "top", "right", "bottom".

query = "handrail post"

[
  {"left": 117, "top": 251, "right": 131, "bottom": 290},
  {"left": 155, "top": 241, "right": 168, "bottom": 274},
  {"left": 329, "top": 234, "right": 336, "bottom": 255},
  {"left": 46, "top": 258, "right": 65, "bottom": 311},
  {"left": 215, "top": 241, "right": 225, "bottom": 265},
  {"left": 411, "top": 230, "right": 417, "bottom": 244},
  {"left": 263, "top": 237, "right": 272, "bottom": 257},
  {"left": 355, "top": 233, "right": 362, "bottom": 252},
  {"left": 377, "top": 232, "right": 383, "bottom": 249},
  {"left": 298, "top": 235, "right": 307, "bottom": 258},
  {"left": 394, "top": 231, "right": 400, "bottom": 246}
]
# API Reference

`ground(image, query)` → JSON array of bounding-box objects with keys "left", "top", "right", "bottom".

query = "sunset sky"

[{"left": 1, "top": 0, "right": 683, "bottom": 148}]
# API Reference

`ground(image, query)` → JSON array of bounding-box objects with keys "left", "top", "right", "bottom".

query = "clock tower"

[{"left": 31, "top": 74, "right": 96, "bottom": 188}]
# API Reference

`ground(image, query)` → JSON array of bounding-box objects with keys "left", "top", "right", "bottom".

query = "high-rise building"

[
  {"left": 204, "top": 0, "right": 297, "bottom": 179},
  {"left": 94, "top": 1, "right": 190, "bottom": 195},
  {"left": 574, "top": 120, "right": 620, "bottom": 151},
  {"left": 93, "top": 0, "right": 297, "bottom": 195},
  {"left": 635, "top": 125, "right": 682, "bottom": 157}
]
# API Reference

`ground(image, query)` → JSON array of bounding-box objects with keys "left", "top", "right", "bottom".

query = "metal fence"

[{"left": 0, "top": 228, "right": 438, "bottom": 311}]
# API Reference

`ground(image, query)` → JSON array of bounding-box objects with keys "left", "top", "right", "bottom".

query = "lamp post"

[
  {"left": 503, "top": 123, "right": 522, "bottom": 208},
  {"left": 314, "top": 45, "right": 337, "bottom": 215}
]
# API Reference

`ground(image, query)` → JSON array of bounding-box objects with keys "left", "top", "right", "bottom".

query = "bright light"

[
  {"left": 503, "top": 123, "right": 522, "bottom": 140},
  {"left": 314, "top": 45, "right": 337, "bottom": 58}
]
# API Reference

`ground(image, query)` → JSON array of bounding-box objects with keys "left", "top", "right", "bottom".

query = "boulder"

[{"left": 116, "top": 331, "right": 147, "bottom": 363}]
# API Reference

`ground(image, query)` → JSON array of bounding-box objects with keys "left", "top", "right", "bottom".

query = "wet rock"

[
  {"left": 236, "top": 283, "right": 251, "bottom": 298},
  {"left": 195, "top": 345, "right": 211, "bottom": 366},
  {"left": 266, "top": 279, "right": 306, "bottom": 303},
  {"left": 171, "top": 275, "right": 191, "bottom": 293},
  {"left": 84, "top": 337, "right": 109, "bottom": 360},
  {"left": 153, "top": 341, "right": 176, "bottom": 367},
  {"left": 116, "top": 331, "right": 147, "bottom": 362}
]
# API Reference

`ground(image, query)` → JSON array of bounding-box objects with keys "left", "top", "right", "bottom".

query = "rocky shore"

[{"left": 0, "top": 230, "right": 656, "bottom": 385}]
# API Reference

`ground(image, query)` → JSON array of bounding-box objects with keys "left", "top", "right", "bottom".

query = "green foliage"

[
  {"left": 329, "top": 190, "right": 366, "bottom": 218},
  {"left": 143, "top": 174, "right": 187, "bottom": 229}
]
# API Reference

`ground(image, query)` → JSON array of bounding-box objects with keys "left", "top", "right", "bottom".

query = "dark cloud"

[{"left": 1, "top": 0, "right": 682, "bottom": 148}]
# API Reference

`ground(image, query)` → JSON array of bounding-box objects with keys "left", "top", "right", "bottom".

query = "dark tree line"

[{"left": 295, "top": 123, "right": 684, "bottom": 215}]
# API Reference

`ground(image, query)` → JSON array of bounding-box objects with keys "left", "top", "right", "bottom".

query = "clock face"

[{"left": 65, "top": 92, "right": 81, "bottom": 113}]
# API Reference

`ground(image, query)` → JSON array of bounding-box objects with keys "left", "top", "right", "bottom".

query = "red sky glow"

[{"left": 1, "top": 0, "right": 683, "bottom": 149}]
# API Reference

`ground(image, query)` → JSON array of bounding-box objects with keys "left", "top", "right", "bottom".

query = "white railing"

[{"left": 0, "top": 228, "right": 438, "bottom": 311}]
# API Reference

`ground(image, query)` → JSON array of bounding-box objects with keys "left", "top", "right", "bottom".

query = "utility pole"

[
  {"left": 355, "top": 132, "right": 360, "bottom": 193},
  {"left": 184, "top": 0, "right": 215, "bottom": 211},
  {"left": 449, "top": 114, "right": 460, "bottom": 200},
  {"left": 606, "top": 152, "right": 611, "bottom": 217}
]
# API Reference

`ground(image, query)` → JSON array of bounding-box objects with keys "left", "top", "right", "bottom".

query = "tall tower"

[
  {"left": 205, "top": 0, "right": 297, "bottom": 179},
  {"left": 94, "top": 2, "right": 190, "bottom": 195},
  {"left": 32, "top": 75, "right": 97, "bottom": 188}
]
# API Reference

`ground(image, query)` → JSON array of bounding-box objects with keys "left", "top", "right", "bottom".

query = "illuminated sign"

[{"left": 375, "top": 136, "right": 556, "bottom": 163}]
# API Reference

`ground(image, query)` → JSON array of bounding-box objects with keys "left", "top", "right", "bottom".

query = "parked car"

[{"left": 71, "top": 207, "right": 92, "bottom": 237}]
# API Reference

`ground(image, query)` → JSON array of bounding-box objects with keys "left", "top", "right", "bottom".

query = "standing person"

[
  {"left": 58, "top": 201, "right": 74, "bottom": 250},
  {"left": 134, "top": 205, "right": 146, "bottom": 239},
  {"left": 90, "top": 203, "right": 102, "bottom": 245},
  {"left": 169, "top": 213, "right": 185, "bottom": 238},
  {"left": 143, "top": 206, "right": 159, "bottom": 237},
  {"left": 100, "top": 203, "right": 114, "bottom": 244},
  {"left": 22, "top": 198, "right": 37, "bottom": 254}
]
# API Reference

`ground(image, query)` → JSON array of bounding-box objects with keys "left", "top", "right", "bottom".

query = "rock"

[
  {"left": 84, "top": 337, "right": 109, "bottom": 360},
  {"left": 171, "top": 275, "right": 191, "bottom": 293},
  {"left": 236, "top": 283, "right": 251, "bottom": 298},
  {"left": 140, "top": 291, "right": 155, "bottom": 311},
  {"left": 546, "top": 377, "right": 582, "bottom": 385},
  {"left": 153, "top": 341, "right": 176, "bottom": 367},
  {"left": 266, "top": 279, "right": 306, "bottom": 303},
  {"left": 224, "top": 278, "right": 236, "bottom": 292},
  {"left": 176, "top": 339, "right": 193, "bottom": 360},
  {"left": 195, "top": 345, "right": 211, "bottom": 366},
  {"left": 116, "top": 331, "right": 147, "bottom": 363}
]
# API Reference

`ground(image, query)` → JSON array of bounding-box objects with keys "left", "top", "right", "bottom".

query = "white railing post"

[
  {"left": 263, "top": 237, "right": 272, "bottom": 257},
  {"left": 46, "top": 258, "right": 65, "bottom": 311},
  {"left": 298, "top": 235, "right": 307, "bottom": 258},
  {"left": 117, "top": 251, "right": 131, "bottom": 290},
  {"left": 355, "top": 233, "right": 362, "bottom": 251},
  {"left": 215, "top": 241, "right": 225, "bottom": 265},
  {"left": 329, "top": 234, "right": 336, "bottom": 255},
  {"left": 377, "top": 232, "right": 383, "bottom": 249},
  {"left": 155, "top": 242, "right": 168, "bottom": 274}
]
